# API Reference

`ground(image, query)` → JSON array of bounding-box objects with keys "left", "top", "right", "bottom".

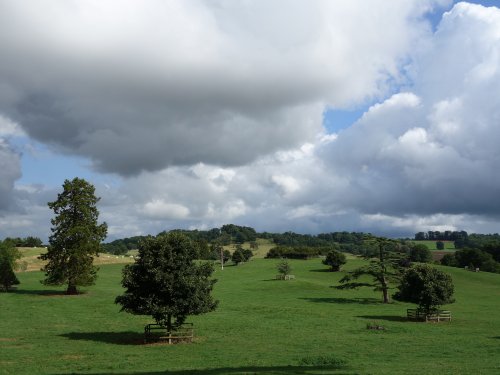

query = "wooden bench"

[
  {"left": 275, "top": 274, "right": 295, "bottom": 280},
  {"left": 144, "top": 323, "right": 194, "bottom": 344}
]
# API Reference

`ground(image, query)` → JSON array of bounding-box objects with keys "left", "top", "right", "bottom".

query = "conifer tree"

[{"left": 41, "top": 178, "right": 107, "bottom": 294}]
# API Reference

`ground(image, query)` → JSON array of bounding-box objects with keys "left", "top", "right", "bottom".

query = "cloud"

[
  {"left": 3, "top": 1, "right": 500, "bottom": 242},
  {"left": 0, "top": 0, "right": 446, "bottom": 176},
  {"left": 0, "top": 139, "right": 21, "bottom": 211},
  {"left": 319, "top": 2, "right": 500, "bottom": 218}
]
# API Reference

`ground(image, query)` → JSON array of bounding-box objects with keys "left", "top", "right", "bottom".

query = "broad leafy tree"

[
  {"left": 394, "top": 264, "right": 454, "bottom": 315},
  {"left": 116, "top": 233, "right": 218, "bottom": 332},
  {"left": 40, "top": 178, "right": 107, "bottom": 294},
  {"left": 0, "top": 241, "right": 21, "bottom": 292},
  {"left": 322, "top": 250, "right": 347, "bottom": 271},
  {"left": 337, "top": 238, "right": 404, "bottom": 303},
  {"left": 409, "top": 244, "right": 433, "bottom": 263}
]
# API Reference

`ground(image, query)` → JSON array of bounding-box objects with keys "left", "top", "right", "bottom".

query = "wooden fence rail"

[
  {"left": 407, "top": 309, "right": 451, "bottom": 322},
  {"left": 144, "top": 323, "right": 194, "bottom": 344}
]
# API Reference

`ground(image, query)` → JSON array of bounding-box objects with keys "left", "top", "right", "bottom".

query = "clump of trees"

[
  {"left": 40, "top": 178, "right": 108, "bottom": 295},
  {"left": 408, "top": 244, "right": 432, "bottom": 263},
  {"left": 394, "top": 264, "right": 454, "bottom": 315},
  {"left": 322, "top": 250, "right": 346, "bottom": 271},
  {"left": 231, "top": 246, "right": 253, "bottom": 265},
  {"left": 0, "top": 240, "right": 21, "bottom": 292},
  {"left": 441, "top": 248, "right": 500, "bottom": 273},
  {"left": 2, "top": 236, "right": 43, "bottom": 248},
  {"left": 266, "top": 246, "right": 322, "bottom": 259},
  {"left": 115, "top": 232, "right": 218, "bottom": 332}
]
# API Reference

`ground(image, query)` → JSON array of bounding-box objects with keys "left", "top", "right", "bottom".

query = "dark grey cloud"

[{"left": 0, "top": 0, "right": 443, "bottom": 176}]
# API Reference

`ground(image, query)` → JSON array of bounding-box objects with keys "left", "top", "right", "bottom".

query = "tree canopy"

[
  {"left": 394, "top": 264, "right": 454, "bottom": 314},
  {"left": 40, "top": 178, "right": 107, "bottom": 294},
  {"left": 322, "top": 250, "right": 347, "bottom": 271},
  {"left": 0, "top": 241, "right": 21, "bottom": 292},
  {"left": 115, "top": 232, "right": 218, "bottom": 332}
]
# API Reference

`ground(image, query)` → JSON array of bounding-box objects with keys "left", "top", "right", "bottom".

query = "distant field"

[
  {"left": 17, "top": 247, "right": 134, "bottom": 272},
  {"left": 222, "top": 238, "right": 275, "bottom": 258},
  {"left": 2, "top": 256, "right": 500, "bottom": 374},
  {"left": 412, "top": 240, "right": 456, "bottom": 251}
]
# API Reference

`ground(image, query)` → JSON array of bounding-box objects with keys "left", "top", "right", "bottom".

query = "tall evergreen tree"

[
  {"left": 40, "top": 178, "right": 107, "bottom": 294},
  {"left": 0, "top": 241, "right": 21, "bottom": 292},
  {"left": 116, "top": 232, "right": 218, "bottom": 333}
]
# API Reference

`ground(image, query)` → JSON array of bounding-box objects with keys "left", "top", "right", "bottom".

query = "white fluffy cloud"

[{"left": 0, "top": 0, "right": 446, "bottom": 175}]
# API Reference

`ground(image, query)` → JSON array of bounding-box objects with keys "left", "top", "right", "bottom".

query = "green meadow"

[
  {"left": 411, "top": 241, "right": 456, "bottom": 251},
  {"left": 1, "top": 256, "right": 500, "bottom": 374}
]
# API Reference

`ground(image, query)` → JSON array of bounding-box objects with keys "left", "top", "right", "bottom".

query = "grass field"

[
  {"left": 411, "top": 241, "right": 456, "bottom": 251},
  {"left": 1, "top": 255, "right": 500, "bottom": 374}
]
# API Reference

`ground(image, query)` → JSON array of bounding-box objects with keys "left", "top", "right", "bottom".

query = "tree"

[
  {"left": 0, "top": 241, "right": 21, "bottom": 292},
  {"left": 394, "top": 264, "right": 454, "bottom": 315},
  {"left": 337, "top": 238, "right": 403, "bottom": 303},
  {"left": 115, "top": 233, "right": 218, "bottom": 332},
  {"left": 436, "top": 241, "right": 445, "bottom": 250},
  {"left": 277, "top": 259, "right": 292, "bottom": 277},
  {"left": 231, "top": 247, "right": 246, "bottom": 265},
  {"left": 231, "top": 246, "right": 253, "bottom": 265},
  {"left": 409, "top": 244, "right": 432, "bottom": 263},
  {"left": 322, "top": 250, "right": 347, "bottom": 271},
  {"left": 40, "top": 178, "right": 107, "bottom": 295}
]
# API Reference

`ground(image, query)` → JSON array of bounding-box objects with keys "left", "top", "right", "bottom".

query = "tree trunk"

[
  {"left": 66, "top": 283, "right": 78, "bottom": 295},
  {"left": 381, "top": 277, "right": 390, "bottom": 303}
]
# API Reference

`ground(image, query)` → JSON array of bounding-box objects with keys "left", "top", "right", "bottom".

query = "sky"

[{"left": 1, "top": 0, "right": 500, "bottom": 242}]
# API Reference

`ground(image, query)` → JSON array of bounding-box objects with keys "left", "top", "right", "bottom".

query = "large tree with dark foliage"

[
  {"left": 40, "top": 178, "right": 108, "bottom": 295},
  {"left": 394, "top": 264, "right": 454, "bottom": 315},
  {"left": 116, "top": 233, "right": 218, "bottom": 332}
]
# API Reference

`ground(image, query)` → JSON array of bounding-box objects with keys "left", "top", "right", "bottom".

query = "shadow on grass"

[
  {"left": 51, "top": 364, "right": 352, "bottom": 375},
  {"left": 357, "top": 315, "right": 408, "bottom": 322},
  {"left": 11, "top": 289, "right": 71, "bottom": 296},
  {"left": 308, "top": 268, "right": 332, "bottom": 273},
  {"left": 60, "top": 331, "right": 144, "bottom": 345},
  {"left": 300, "top": 297, "right": 382, "bottom": 305}
]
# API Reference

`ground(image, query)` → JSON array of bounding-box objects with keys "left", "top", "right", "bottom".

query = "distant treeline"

[
  {"left": 101, "top": 225, "right": 372, "bottom": 256},
  {"left": 439, "top": 233, "right": 500, "bottom": 273},
  {"left": 3, "top": 236, "right": 44, "bottom": 248},
  {"left": 414, "top": 230, "right": 468, "bottom": 243}
]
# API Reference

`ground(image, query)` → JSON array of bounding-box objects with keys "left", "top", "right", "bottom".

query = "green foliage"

[
  {"left": 0, "top": 241, "right": 21, "bottom": 291},
  {"left": 436, "top": 241, "right": 445, "bottom": 250},
  {"left": 276, "top": 259, "right": 292, "bottom": 276},
  {"left": 440, "top": 253, "right": 458, "bottom": 267},
  {"left": 409, "top": 244, "right": 433, "bottom": 263},
  {"left": 440, "top": 248, "right": 500, "bottom": 273},
  {"left": 322, "top": 250, "right": 346, "bottom": 271},
  {"left": 394, "top": 264, "right": 454, "bottom": 315},
  {"left": 266, "top": 245, "right": 322, "bottom": 259},
  {"left": 337, "top": 238, "right": 404, "bottom": 303},
  {"left": 3, "top": 236, "right": 43, "bottom": 247},
  {"left": 115, "top": 232, "right": 218, "bottom": 332},
  {"left": 232, "top": 246, "right": 254, "bottom": 265},
  {"left": 40, "top": 178, "right": 108, "bottom": 294}
]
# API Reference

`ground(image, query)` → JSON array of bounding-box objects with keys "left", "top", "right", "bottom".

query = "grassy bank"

[{"left": 1, "top": 257, "right": 500, "bottom": 374}]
